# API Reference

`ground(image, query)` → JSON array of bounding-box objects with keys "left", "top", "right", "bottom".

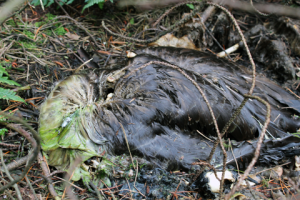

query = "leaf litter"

[{"left": 0, "top": 0, "right": 300, "bottom": 199}]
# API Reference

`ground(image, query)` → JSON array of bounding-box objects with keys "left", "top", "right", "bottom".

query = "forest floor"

[{"left": 0, "top": 0, "right": 300, "bottom": 199}]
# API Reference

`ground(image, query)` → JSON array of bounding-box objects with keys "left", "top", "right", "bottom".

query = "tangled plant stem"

[{"left": 0, "top": 113, "right": 41, "bottom": 193}]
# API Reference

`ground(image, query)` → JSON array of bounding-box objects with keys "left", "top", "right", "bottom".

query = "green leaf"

[
  {"left": 82, "top": 0, "right": 105, "bottom": 12},
  {"left": 0, "top": 65, "right": 8, "bottom": 77},
  {"left": 0, "top": 128, "right": 8, "bottom": 138},
  {"left": 186, "top": 3, "right": 194, "bottom": 9},
  {"left": 98, "top": 2, "right": 104, "bottom": 9},
  {"left": 45, "top": 13, "right": 56, "bottom": 20},
  {"left": 0, "top": 88, "right": 25, "bottom": 102},
  {"left": 31, "top": 0, "right": 41, "bottom": 6},
  {"left": 110, "top": 0, "right": 113, "bottom": 2},
  {"left": 46, "top": 0, "right": 54, "bottom": 7},
  {"left": 35, "top": 22, "right": 43, "bottom": 27},
  {"left": 292, "top": 132, "right": 300, "bottom": 138},
  {"left": 0, "top": 76, "right": 20, "bottom": 86},
  {"left": 130, "top": 18, "right": 134, "bottom": 25},
  {"left": 66, "top": 0, "right": 75, "bottom": 4}
]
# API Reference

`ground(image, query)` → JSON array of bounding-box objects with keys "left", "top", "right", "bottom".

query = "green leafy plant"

[
  {"left": 186, "top": 0, "right": 202, "bottom": 9},
  {"left": 23, "top": 30, "right": 35, "bottom": 39},
  {"left": 129, "top": 18, "right": 134, "bottom": 25},
  {"left": 222, "top": 140, "right": 232, "bottom": 149},
  {"left": 292, "top": 132, "right": 300, "bottom": 138},
  {"left": 0, "top": 64, "right": 25, "bottom": 103},
  {"left": 82, "top": 0, "right": 113, "bottom": 12},
  {"left": 186, "top": 3, "right": 194, "bottom": 9},
  {"left": 0, "top": 128, "right": 8, "bottom": 140},
  {"left": 55, "top": 26, "right": 67, "bottom": 35},
  {"left": 261, "top": 178, "right": 269, "bottom": 188},
  {"left": 128, "top": 160, "right": 137, "bottom": 169}
]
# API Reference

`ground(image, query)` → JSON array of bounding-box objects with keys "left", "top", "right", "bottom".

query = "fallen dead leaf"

[
  {"left": 65, "top": 32, "right": 80, "bottom": 40},
  {"left": 149, "top": 33, "right": 201, "bottom": 50}
]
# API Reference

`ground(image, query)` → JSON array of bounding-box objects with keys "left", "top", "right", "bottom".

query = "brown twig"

[
  {"left": 0, "top": 149, "right": 23, "bottom": 200},
  {"left": 225, "top": 95, "right": 270, "bottom": 200},
  {"left": 133, "top": 161, "right": 146, "bottom": 198},
  {"left": 192, "top": 160, "right": 221, "bottom": 181},
  {"left": 100, "top": 180, "right": 117, "bottom": 200},
  {"left": 102, "top": 1, "right": 205, "bottom": 44},
  {"left": 25, "top": 175, "right": 38, "bottom": 200},
  {"left": 285, "top": 87, "right": 300, "bottom": 99},
  {"left": 30, "top": 170, "right": 65, "bottom": 185},
  {"left": 152, "top": 1, "right": 201, "bottom": 27},
  {"left": 98, "top": 184, "right": 123, "bottom": 191},
  {"left": 120, "top": 0, "right": 300, "bottom": 19},
  {"left": 196, "top": 13, "right": 234, "bottom": 62},
  {"left": 0, "top": 142, "right": 20, "bottom": 149},
  {"left": 250, "top": 0, "right": 270, "bottom": 16},
  {"left": 89, "top": 182, "right": 103, "bottom": 200},
  {"left": 4, "top": 123, "right": 37, "bottom": 147},
  {"left": 51, "top": 16, "right": 103, "bottom": 50},
  {"left": 56, "top": 0, "right": 81, "bottom": 14},
  {"left": 207, "top": 2, "right": 256, "bottom": 95},
  {"left": 62, "top": 157, "right": 82, "bottom": 200},
  {"left": 0, "top": 113, "right": 40, "bottom": 193},
  {"left": 54, "top": 0, "right": 70, "bottom": 17},
  {"left": 201, "top": 6, "right": 216, "bottom": 23},
  {"left": 0, "top": 155, "right": 29, "bottom": 172},
  {"left": 228, "top": 138, "right": 240, "bottom": 175},
  {"left": 37, "top": 153, "right": 59, "bottom": 199},
  {"left": 193, "top": 4, "right": 258, "bottom": 197},
  {"left": 119, "top": 122, "right": 135, "bottom": 169},
  {"left": 212, "top": 0, "right": 300, "bottom": 19}
]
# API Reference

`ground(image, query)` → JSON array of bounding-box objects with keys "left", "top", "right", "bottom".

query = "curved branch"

[{"left": 0, "top": 113, "right": 41, "bottom": 193}]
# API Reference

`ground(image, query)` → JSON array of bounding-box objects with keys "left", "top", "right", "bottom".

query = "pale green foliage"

[
  {"left": 292, "top": 132, "right": 300, "bottom": 138},
  {"left": 129, "top": 18, "right": 134, "bottom": 25},
  {"left": 0, "top": 65, "right": 25, "bottom": 103},
  {"left": 0, "top": 128, "right": 8, "bottom": 139},
  {"left": 186, "top": 3, "right": 194, "bottom": 9},
  {"left": 0, "top": 114, "right": 8, "bottom": 140}
]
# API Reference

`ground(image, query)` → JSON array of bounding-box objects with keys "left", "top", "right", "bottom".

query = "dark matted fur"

[{"left": 87, "top": 47, "right": 300, "bottom": 170}]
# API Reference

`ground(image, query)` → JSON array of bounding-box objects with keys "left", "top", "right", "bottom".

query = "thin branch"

[
  {"left": 0, "top": 113, "right": 40, "bottom": 193},
  {"left": 25, "top": 175, "right": 38, "bottom": 200},
  {"left": 37, "top": 153, "right": 59, "bottom": 199},
  {"left": 0, "top": 149, "right": 23, "bottom": 200},
  {"left": 102, "top": 1, "right": 205, "bottom": 44},
  {"left": 225, "top": 95, "right": 271, "bottom": 200},
  {"left": 119, "top": 122, "right": 135, "bottom": 169},
  {"left": 152, "top": 1, "right": 202, "bottom": 27},
  {"left": 212, "top": 0, "right": 300, "bottom": 19},
  {"left": 0, "top": 155, "right": 29, "bottom": 172},
  {"left": 55, "top": 0, "right": 70, "bottom": 17}
]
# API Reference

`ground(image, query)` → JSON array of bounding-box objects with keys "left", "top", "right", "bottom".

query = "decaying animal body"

[{"left": 39, "top": 47, "right": 300, "bottom": 181}]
